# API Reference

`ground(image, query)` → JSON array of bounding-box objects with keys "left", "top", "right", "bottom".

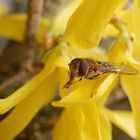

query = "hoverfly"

[{"left": 64, "top": 58, "right": 138, "bottom": 88}]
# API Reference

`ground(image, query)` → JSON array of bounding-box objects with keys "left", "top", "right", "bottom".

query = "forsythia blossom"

[{"left": 0, "top": 0, "right": 139, "bottom": 140}]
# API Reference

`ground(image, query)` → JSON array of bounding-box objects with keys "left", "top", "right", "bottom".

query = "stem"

[
  {"left": 26, "top": 0, "right": 44, "bottom": 44},
  {"left": 0, "top": 71, "right": 27, "bottom": 93},
  {"left": 0, "top": 0, "right": 45, "bottom": 94}
]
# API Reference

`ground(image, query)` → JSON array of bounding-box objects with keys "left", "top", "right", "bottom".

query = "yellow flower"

[
  {"left": 0, "top": 0, "right": 139, "bottom": 140},
  {"left": 0, "top": 14, "right": 48, "bottom": 44},
  {"left": 0, "top": 39, "right": 105, "bottom": 139},
  {"left": 52, "top": 34, "right": 137, "bottom": 139},
  {"left": 53, "top": 1, "right": 140, "bottom": 140},
  {"left": 65, "top": 0, "right": 126, "bottom": 48},
  {"left": 0, "top": 4, "right": 10, "bottom": 16}
]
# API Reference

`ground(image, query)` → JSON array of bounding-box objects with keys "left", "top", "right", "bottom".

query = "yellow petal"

[
  {"left": 118, "top": 8, "right": 133, "bottom": 34},
  {"left": 72, "top": 104, "right": 101, "bottom": 140},
  {"left": 45, "top": 42, "right": 106, "bottom": 74},
  {"left": 115, "top": 0, "right": 128, "bottom": 12},
  {"left": 107, "top": 30, "right": 139, "bottom": 65},
  {"left": 66, "top": 0, "right": 122, "bottom": 48},
  {"left": 0, "top": 72, "right": 57, "bottom": 140},
  {"left": 108, "top": 30, "right": 134, "bottom": 63},
  {"left": 0, "top": 44, "right": 68, "bottom": 114},
  {"left": 104, "top": 108, "right": 136, "bottom": 139},
  {"left": 102, "top": 8, "right": 133, "bottom": 38},
  {"left": 37, "top": 18, "right": 49, "bottom": 44},
  {"left": 67, "top": 46, "right": 107, "bottom": 61},
  {"left": 55, "top": 72, "right": 118, "bottom": 106},
  {"left": 0, "top": 14, "right": 48, "bottom": 44},
  {"left": 52, "top": 0, "right": 82, "bottom": 35},
  {"left": 53, "top": 46, "right": 106, "bottom": 99},
  {"left": 100, "top": 110, "right": 112, "bottom": 140},
  {"left": 55, "top": 104, "right": 101, "bottom": 140},
  {"left": 95, "top": 74, "right": 118, "bottom": 107},
  {"left": 102, "top": 24, "right": 118, "bottom": 38},
  {"left": 52, "top": 74, "right": 117, "bottom": 107},
  {"left": 53, "top": 110, "right": 69, "bottom": 140},
  {"left": 0, "top": 43, "right": 104, "bottom": 113},
  {"left": 0, "top": 65, "right": 49, "bottom": 114},
  {"left": 52, "top": 79, "right": 98, "bottom": 107},
  {"left": 44, "top": 43, "right": 105, "bottom": 76},
  {"left": 0, "top": 4, "right": 9, "bottom": 16},
  {"left": 43, "top": 43, "right": 71, "bottom": 76},
  {"left": 132, "top": 0, "right": 140, "bottom": 62},
  {"left": 121, "top": 69, "right": 140, "bottom": 139}
]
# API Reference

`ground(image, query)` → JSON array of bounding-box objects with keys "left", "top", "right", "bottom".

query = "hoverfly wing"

[{"left": 108, "top": 63, "right": 138, "bottom": 75}]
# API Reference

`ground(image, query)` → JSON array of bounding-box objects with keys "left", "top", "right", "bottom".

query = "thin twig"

[
  {"left": 0, "top": 71, "right": 27, "bottom": 93},
  {"left": 0, "top": 62, "right": 44, "bottom": 93},
  {"left": 26, "top": 0, "right": 45, "bottom": 44},
  {"left": 23, "top": 0, "right": 45, "bottom": 69},
  {"left": 0, "top": 0, "right": 45, "bottom": 94}
]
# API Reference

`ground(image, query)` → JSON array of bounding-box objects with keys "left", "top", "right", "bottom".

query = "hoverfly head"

[
  {"left": 68, "top": 58, "right": 89, "bottom": 77},
  {"left": 64, "top": 58, "right": 89, "bottom": 88}
]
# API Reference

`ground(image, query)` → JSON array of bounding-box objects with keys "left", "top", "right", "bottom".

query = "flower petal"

[
  {"left": 66, "top": 0, "right": 122, "bottom": 48},
  {"left": 52, "top": 74, "right": 118, "bottom": 107},
  {"left": 0, "top": 44, "right": 69, "bottom": 114},
  {"left": 121, "top": 70, "right": 140, "bottom": 139},
  {"left": 67, "top": 46, "right": 107, "bottom": 61},
  {"left": 0, "top": 72, "right": 57, "bottom": 139},
  {"left": 52, "top": 0, "right": 82, "bottom": 34},
  {"left": 0, "top": 14, "right": 48, "bottom": 44},
  {"left": 52, "top": 79, "right": 98, "bottom": 107},
  {"left": 133, "top": 0, "right": 140, "bottom": 62},
  {"left": 104, "top": 108, "right": 136, "bottom": 139},
  {"left": 118, "top": 9, "right": 133, "bottom": 34},
  {"left": 54, "top": 105, "right": 107, "bottom": 140},
  {"left": 54, "top": 104, "right": 101, "bottom": 140},
  {"left": 0, "top": 66, "right": 49, "bottom": 114},
  {"left": 43, "top": 43, "right": 71, "bottom": 76},
  {"left": 115, "top": 0, "right": 128, "bottom": 12},
  {"left": 53, "top": 110, "right": 69, "bottom": 140},
  {"left": 92, "top": 74, "right": 118, "bottom": 105},
  {"left": 102, "top": 24, "right": 118, "bottom": 38},
  {"left": 102, "top": 9, "right": 133, "bottom": 38},
  {"left": 0, "top": 4, "right": 9, "bottom": 16},
  {"left": 100, "top": 110, "right": 112, "bottom": 140}
]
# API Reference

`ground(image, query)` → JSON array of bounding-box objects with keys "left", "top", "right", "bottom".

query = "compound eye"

[{"left": 78, "top": 60, "right": 89, "bottom": 76}]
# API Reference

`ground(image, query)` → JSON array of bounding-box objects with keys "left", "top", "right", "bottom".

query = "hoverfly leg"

[
  {"left": 86, "top": 73, "right": 101, "bottom": 80},
  {"left": 88, "top": 77, "right": 94, "bottom": 80},
  {"left": 78, "top": 78, "right": 82, "bottom": 81},
  {"left": 63, "top": 80, "right": 71, "bottom": 88},
  {"left": 93, "top": 73, "right": 101, "bottom": 77},
  {"left": 63, "top": 74, "right": 74, "bottom": 88},
  {"left": 92, "top": 76, "right": 101, "bottom": 79},
  {"left": 88, "top": 77, "right": 100, "bottom": 80}
]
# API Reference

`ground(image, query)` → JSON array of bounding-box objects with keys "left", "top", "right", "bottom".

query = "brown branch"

[
  {"left": 0, "top": 0, "right": 45, "bottom": 95},
  {"left": 26, "top": 0, "right": 45, "bottom": 44},
  {"left": 0, "top": 61, "right": 44, "bottom": 93},
  {"left": 23, "top": 0, "right": 45, "bottom": 69},
  {"left": 0, "top": 71, "right": 27, "bottom": 93}
]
